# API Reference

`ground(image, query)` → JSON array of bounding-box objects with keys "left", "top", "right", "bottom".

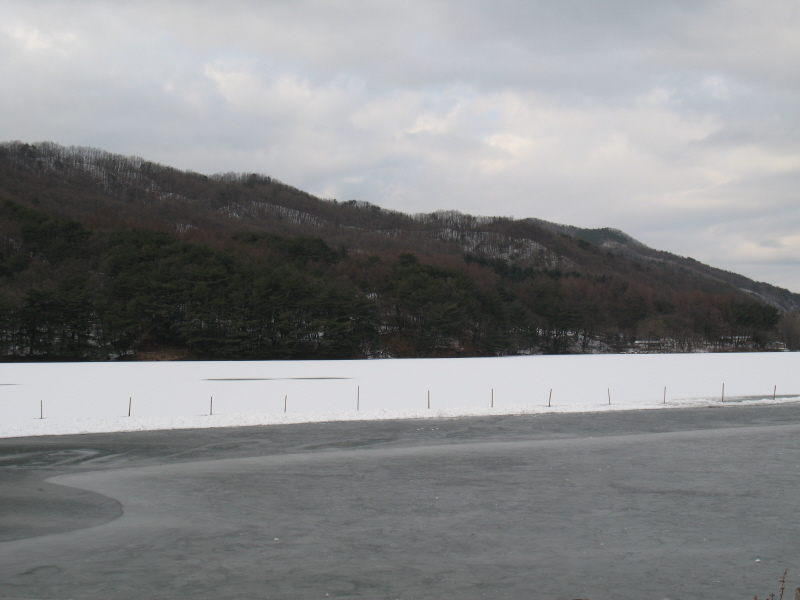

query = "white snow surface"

[{"left": 1, "top": 353, "right": 799, "bottom": 438}]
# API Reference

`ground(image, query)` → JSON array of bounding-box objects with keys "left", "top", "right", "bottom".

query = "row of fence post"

[{"left": 29, "top": 383, "right": 786, "bottom": 419}]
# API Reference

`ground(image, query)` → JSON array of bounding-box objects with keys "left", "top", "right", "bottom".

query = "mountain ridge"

[{"left": 1, "top": 140, "right": 797, "bottom": 360}]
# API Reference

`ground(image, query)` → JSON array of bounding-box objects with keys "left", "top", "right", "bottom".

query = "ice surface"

[{"left": 1, "top": 353, "right": 798, "bottom": 438}]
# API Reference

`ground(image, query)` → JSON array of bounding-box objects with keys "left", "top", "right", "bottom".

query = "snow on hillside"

[{"left": 1, "top": 353, "right": 798, "bottom": 439}]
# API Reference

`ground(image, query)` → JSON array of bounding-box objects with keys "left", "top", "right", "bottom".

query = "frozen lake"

[
  {"left": 3, "top": 405, "right": 800, "bottom": 599},
  {"left": 3, "top": 354, "right": 800, "bottom": 598},
  {"left": 1, "top": 352, "right": 799, "bottom": 438}
]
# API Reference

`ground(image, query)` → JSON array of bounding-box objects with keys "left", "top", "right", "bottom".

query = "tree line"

[{"left": 0, "top": 200, "right": 790, "bottom": 361}]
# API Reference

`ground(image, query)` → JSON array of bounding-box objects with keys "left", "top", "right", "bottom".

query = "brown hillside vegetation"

[{"left": 0, "top": 141, "right": 797, "bottom": 360}]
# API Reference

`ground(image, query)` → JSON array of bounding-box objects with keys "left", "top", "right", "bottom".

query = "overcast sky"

[{"left": 2, "top": 1, "right": 800, "bottom": 291}]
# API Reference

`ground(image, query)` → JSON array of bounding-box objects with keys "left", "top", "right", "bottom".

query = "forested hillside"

[{"left": 0, "top": 141, "right": 797, "bottom": 361}]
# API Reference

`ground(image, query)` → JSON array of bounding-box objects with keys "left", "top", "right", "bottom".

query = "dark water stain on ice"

[{"left": 203, "top": 377, "right": 352, "bottom": 381}]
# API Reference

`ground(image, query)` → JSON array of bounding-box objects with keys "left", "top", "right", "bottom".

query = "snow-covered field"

[{"left": 1, "top": 353, "right": 798, "bottom": 438}]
